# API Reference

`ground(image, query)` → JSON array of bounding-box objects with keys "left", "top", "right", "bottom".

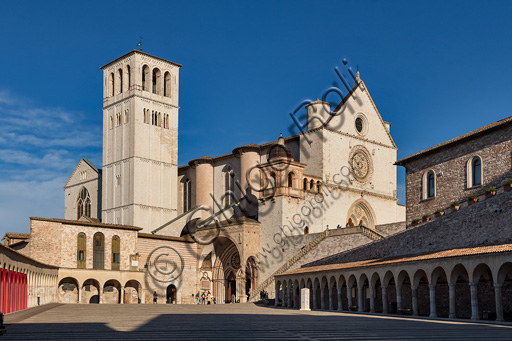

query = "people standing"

[{"left": 153, "top": 291, "right": 158, "bottom": 304}]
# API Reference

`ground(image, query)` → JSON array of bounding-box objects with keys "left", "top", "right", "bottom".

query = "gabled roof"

[
  {"left": 64, "top": 158, "right": 100, "bottom": 188},
  {"left": 329, "top": 78, "right": 397, "bottom": 149},
  {"left": 2, "top": 232, "right": 30, "bottom": 240},
  {"left": 396, "top": 115, "right": 512, "bottom": 166}
]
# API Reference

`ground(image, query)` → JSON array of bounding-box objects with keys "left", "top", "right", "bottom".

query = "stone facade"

[
  {"left": 396, "top": 117, "right": 512, "bottom": 225},
  {"left": 64, "top": 158, "right": 102, "bottom": 221}
]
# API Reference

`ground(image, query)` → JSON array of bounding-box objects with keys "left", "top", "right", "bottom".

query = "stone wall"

[
  {"left": 306, "top": 189, "right": 512, "bottom": 267},
  {"left": 401, "top": 122, "right": 512, "bottom": 225},
  {"left": 29, "top": 218, "right": 139, "bottom": 270}
]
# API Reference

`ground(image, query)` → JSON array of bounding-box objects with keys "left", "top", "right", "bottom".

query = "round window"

[{"left": 355, "top": 117, "right": 363, "bottom": 133}]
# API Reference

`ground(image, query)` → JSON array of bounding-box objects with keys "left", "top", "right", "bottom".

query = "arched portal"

[
  {"left": 212, "top": 237, "right": 245, "bottom": 304},
  {"left": 58, "top": 277, "right": 79, "bottom": 303},
  {"left": 166, "top": 284, "right": 177, "bottom": 304},
  {"left": 346, "top": 199, "right": 376, "bottom": 230},
  {"left": 245, "top": 256, "right": 258, "bottom": 301}
]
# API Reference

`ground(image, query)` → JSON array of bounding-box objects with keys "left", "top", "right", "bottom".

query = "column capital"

[
  {"left": 494, "top": 282, "right": 503, "bottom": 288},
  {"left": 429, "top": 284, "right": 436, "bottom": 289}
]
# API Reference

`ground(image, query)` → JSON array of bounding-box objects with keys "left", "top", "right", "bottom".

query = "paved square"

[{"left": 3, "top": 303, "right": 512, "bottom": 340}]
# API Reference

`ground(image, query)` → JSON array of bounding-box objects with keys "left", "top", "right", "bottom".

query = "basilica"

[{"left": 2, "top": 50, "right": 510, "bottom": 322}]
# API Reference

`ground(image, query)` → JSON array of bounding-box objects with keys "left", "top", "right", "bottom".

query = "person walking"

[{"left": 153, "top": 291, "right": 158, "bottom": 304}]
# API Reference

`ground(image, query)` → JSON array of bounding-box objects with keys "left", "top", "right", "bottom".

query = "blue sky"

[{"left": 1, "top": 0, "right": 512, "bottom": 235}]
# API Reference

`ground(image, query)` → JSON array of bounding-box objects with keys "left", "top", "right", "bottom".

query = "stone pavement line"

[{"left": 3, "top": 304, "right": 512, "bottom": 340}]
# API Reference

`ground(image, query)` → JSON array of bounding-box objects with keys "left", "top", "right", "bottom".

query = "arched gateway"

[{"left": 212, "top": 237, "right": 251, "bottom": 304}]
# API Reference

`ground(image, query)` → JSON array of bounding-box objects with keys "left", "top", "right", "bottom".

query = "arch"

[
  {"left": 81, "top": 278, "right": 100, "bottom": 304},
  {"left": 211, "top": 237, "right": 242, "bottom": 304},
  {"left": 497, "top": 262, "right": 512, "bottom": 284},
  {"left": 124, "top": 280, "right": 141, "bottom": 304},
  {"left": 304, "top": 226, "right": 309, "bottom": 235},
  {"left": 77, "top": 232, "right": 86, "bottom": 269},
  {"left": 103, "top": 280, "right": 121, "bottom": 304},
  {"left": 316, "top": 181, "right": 321, "bottom": 193},
  {"left": 313, "top": 277, "right": 320, "bottom": 309},
  {"left": 142, "top": 65, "right": 150, "bottom": 91},
  {"left": 309, "top": 179, "right": 315, "bottom": 191},
  {"left": 111, "top": 235, "right": 120, "bottom": 270},
  {"left": 287, "top": 172, "right": 295, "bottom": 188},
  {"left": 76, "top": 187, "right": 91, "bottom": 219},
  {"left": 58, "top": 277, "right": 79, "bottom": 304},
  {"left": 126, "top": 65, "right": 131, "bottom": 90},
  {"left": 472, "top": 263, "right": 495, "bottom": 320},
  {"left": 223, "top": 165, "right": 235, "bottom": 207},
  {"left": 182, "top": 177, "right": 192, "bottom": 213},
  {"left": 164, "top": 71, "right": 171, "bottom": 97},
  {"left": 450, "top": 264, "right": 471, "bottom": 319},
  {"left": 92, "top": 232, "right": 105, "bottom": 270},
  {"left": 109, "top": 72, "right": 114, "bottom": 97},
  {"left": 116, "top": 68, "right": 123, "bottom": 94},
  {"left": 152, "top": 68, "right": 161, "bottom": 94},
  {"left": 422, "top": 169, "right": 436, "bottom": 199},
  {"left": 245, "top": 256, "right": 258, "bottom": 300},
  {"left": 166, "top": 284, "right": 177, "bottom": 304},
  {"left": 303, "top": 178, "right": 307, "bottom": 190},
  {"left": 346, "top": 199, "right": 376, "bottom": 230},
  {"left": 466, "top": 155, "right": 483, "bottom": 188}
]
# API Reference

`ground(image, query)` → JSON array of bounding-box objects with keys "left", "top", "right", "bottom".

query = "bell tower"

[{"left": 100, "top": 50, "right": 181, "bottom": 232}]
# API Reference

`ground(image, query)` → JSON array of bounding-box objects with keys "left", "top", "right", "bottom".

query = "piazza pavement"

[{"left": 2, "top": 303, "right": 512, "bottom": 340}]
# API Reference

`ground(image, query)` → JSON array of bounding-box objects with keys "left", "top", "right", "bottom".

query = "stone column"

[
  {"left": 347, "top": 286, "right": 353, "bottom": 310},
  {"left": 357, "top": 286, "right": 363, "bottom": 312},
  {"left": 320, "top": 287, "right": 326, "bottom": 310},
  {"left": 337, "top": 287, "right": 343, "bottom": 311},
  {"left": 78, "top": 287, "right": 82, "bottom": 304},
  {"left": 369, "top": 286, "right": 375, "bottom": 313},
  {"left": 120, "top": 286, "right": 125, "bottom": 304},
  {"left": 448, "top": 283, "right": 456, "bottom": 318},
  {"left": 190, "top": 157, "right": 214, "bottom": 217},
  {"left": 412, "top": 287, "right": 418, "bottom": 316},
  {"left": 275, "top": 282, "right": 280, "bottom": 307},
  {"left": 429, "top": 284, "right": 437, "bottom": 317},
  {"left": 328, "top": 288, "right": 333, "bottom": 310},
  {"left": 312, "top": 287, "right": 317, "bottom": 309},
  {"left": 287, "top": 287, "right": 292, "bottom": 308},
  {"left": 494, "top": 283, "right": 504, "bottom": 322},
  {"left": 99, "top": 288, "right": 103, "bottom": 304},
  {"left": 233, "top": 145, "right": 261, "bottom": 194},
  {"left": 381, "top": 286, "right": 388, "bottom": 314},
  {"left": 470, "top": 282, "right": 479, "bottom": 320},
  {"left": 396, "top": 286, "right": 402, "bottom": 312}
]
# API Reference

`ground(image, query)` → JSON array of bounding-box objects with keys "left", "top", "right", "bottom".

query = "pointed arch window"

[
  {"left": 111, "top": 235, "right": 120, "bottom": 270},
  {"left": 224, "top": 166, "right": 235, "bottom": 207},
  {"left": 77, "top": 233, "right": 86, "bottom": 269},
  {"left": 303, "top": 178, "right": 307, "bottom": 190},
  {"left": 76, "top": 187, "right": 91, "bottom": 219},
  {"left": 183, "top": 178, "right": 192, "bottom": 212},
  {"left": 93, "top": 232, "right": 104, "bottom": 270}
]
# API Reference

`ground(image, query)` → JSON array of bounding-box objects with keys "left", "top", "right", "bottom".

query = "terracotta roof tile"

[
  {"left": 2, "top": 232, "right": 30, "bottom": 240},
  {"left": 279, "top": 243, "right": 512, "bottom": 276}
]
